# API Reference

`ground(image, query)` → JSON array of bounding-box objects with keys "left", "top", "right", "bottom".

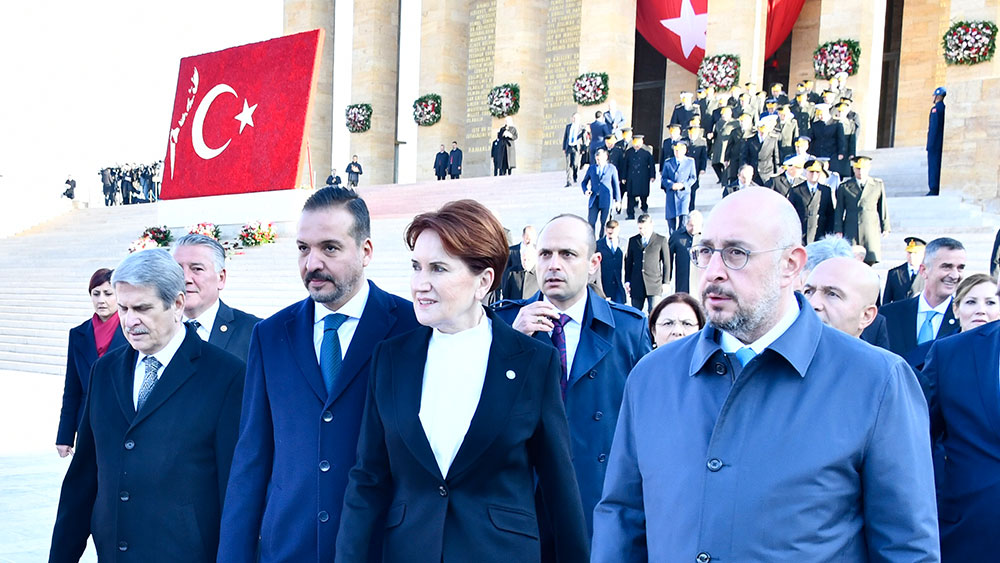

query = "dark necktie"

[
  {"left": 320, "top": 314, "right": 349, "bottom": 396},
  {"left": 550, "top": 314, "right": 572, "bottom": 399},
  {"left": 136, "top": 356, "right": 161, "bottom": 411}
]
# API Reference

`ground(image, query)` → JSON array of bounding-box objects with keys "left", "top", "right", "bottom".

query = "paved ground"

[{"left": 0, "top": 370, "right": 96, "bottom": 562}]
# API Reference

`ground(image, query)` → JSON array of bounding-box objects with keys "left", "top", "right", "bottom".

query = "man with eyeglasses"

[{"left": 592, "top": 187, "right": 938, "bottom": 562}]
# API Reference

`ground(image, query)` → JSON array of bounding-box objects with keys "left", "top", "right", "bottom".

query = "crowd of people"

[
  {"left": 98, "top": 161, "right": 162, "bottom": 206},
  {"left": 326, "top": 155, "right": 365, "bottom": 188}
]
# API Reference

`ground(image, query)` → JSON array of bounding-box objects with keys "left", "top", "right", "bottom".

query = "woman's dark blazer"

[
  {"left": 55, "top": 318, "right": 127, "bottom": 445},
  {"left": 335, "top": 309, "right": 589, "bottom": 563}
]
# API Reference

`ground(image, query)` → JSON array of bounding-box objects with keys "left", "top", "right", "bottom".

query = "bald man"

[
  {"left": 803, "top": 257, "right": 879, "bottom": 337},
  {"left": 592, "top": 187, "right": 938, "bottom": 562}
]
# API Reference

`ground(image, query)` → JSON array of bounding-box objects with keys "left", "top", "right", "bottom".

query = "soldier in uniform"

[
  {"left": 743, "top": 116, "right": 782, "bottom": 187},
  {"left": 838, "top": 97, "right": 861, "bottom": 161},
  {"left": 660, "top": 124, "right": 684, "bottom": 164},
  {"left": 883, "top": 237, "right": 927, "bottom": 305},
  {"left": 670, "top": 91, "right": 700, "bottom": 134},
  {"left": 794, "top": 135, "right": 815, "bottom": 160},
  {"left": 623, "top": 134, "right": 656, "bottom": 220},
  {"left": 710, "top": 105, "right": 737, "bottom": 184},
  {"left": 771, "top": 155, "right": 806, "bottom": 197},
  {"left": 927, "top": 86, "right": 946, "bottom": 196},
  {"left": 788, "top": 159, "right": 836, "bottom": 244},
  {"left": 769, "top": 83, "right": 790, "bottom": 106},
  {"left": 791, "top": 92, "right": 814, "bottom": 134},
  {"left": 760, "top": 98, "right": 780, "bottom": 120},
  {"left": 808, "top": 79, "right": 826, "bottom": 105},
  {"left": 724, "top": 113, "right": 755, "bottom": 184},
  {"left": 834, "top": 156, "right": 890, "bottom": 264},
  {"left": 777, "top": 104, "right": 799, "bottom": 161}
]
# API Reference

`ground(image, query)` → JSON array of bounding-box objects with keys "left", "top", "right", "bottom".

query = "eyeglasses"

[
  {"left": 656, "top": 319, "right": 699, "bottom": 329},
  {"left": 690, "top": 245, "right": 789, "bottom": 270}
]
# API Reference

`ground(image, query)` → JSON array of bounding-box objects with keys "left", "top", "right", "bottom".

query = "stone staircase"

[{"left": 1, "top": 147, "right": 997, "bottom": 375}]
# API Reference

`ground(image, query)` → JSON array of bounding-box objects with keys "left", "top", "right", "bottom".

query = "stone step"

[
  {"left": 0, "top": 350, "right": 63, "bottom": 366},
  {"left": 0, "top": 359, "right": 63, "bottom": 375}
]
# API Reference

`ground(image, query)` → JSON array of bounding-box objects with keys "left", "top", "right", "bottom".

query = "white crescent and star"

[
  {"left": 191, "top": 83, "right": 257, "bottom": 160},
  {"left": 660, "top": 0, "right": 708, "bottom": 59}
]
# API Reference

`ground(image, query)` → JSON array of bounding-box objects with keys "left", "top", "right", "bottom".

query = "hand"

[
  {"left": 673, "top": 183, "right": 683, "bottom": 191},
  {"left": 511, "top": 301, "right": 561, "bottom": 335},
  {"left": 585, "top": 189, "right": 592, "bottom": 196},
  {"left": 56, "top": 445, "right": 73, "bottom": 457}
]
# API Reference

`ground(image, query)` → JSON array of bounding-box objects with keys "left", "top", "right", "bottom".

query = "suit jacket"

[
  {"left": 501, "top": 267, "right": 538, "bottom": 301},
  {"left": 589, "top": 120, "right": 612, "bottom": 150},
  {"left": 56, "top": 317, "right": 128, "bottom": 446},
  {"left": 597, "top": 236, "right": 626, "bottom": 304},
  {"left": 492, "top": 289, "right": 652, "bottom": 540},
  {"left": 335, "top": 310, "right": 589, "bottom": 563},
  {"left": 770, "top": 172, "right": 798, "bottom": 197},
  {"left": 788, "top": 182, "right": 835, "bottom": 244},
  {"left": 883, "top": 263, "right": 924, "bottom": 305},
  {"left": 581, "top": 163, "right": 620, "bottom": 209},
  {"left": 660, "top": 156, "right": 696, "bottom": 219},
  {"left": 208, "top": 300, "right": 261, "bottom": 362},
  {"left": 49, "top": 326, "right": 246, "bottom": 563},
  {"left": 625, "top": 232, "right": 670, "bottom": 298},
  {"left": 562, "top": 122, "right": 582, "bottom": 152},
  {"left": 218, "top": 282, "right": 419, "bottom": 563},
  {"left": 346, "top": 162, "right": 364, "bottom": 182},
  {"left": 880, "top": 295, "right": 959, "bottom": 359},
  {"left": 919, "top": 321, "right": 1000, "bottom": 560},
  {"left": 667, "top": 226, "right": 696, "bottom": 294}
]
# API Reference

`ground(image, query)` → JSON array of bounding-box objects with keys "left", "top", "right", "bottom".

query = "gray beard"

[{"left": 708, "top": 275, "right": 783, "bottom": 343}]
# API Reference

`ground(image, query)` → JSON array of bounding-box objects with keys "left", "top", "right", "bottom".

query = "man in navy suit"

[
  {"left": 581, "top": 148, "right": 620, "bottom": 237},
  {"left": 172, "top": 234, "right": 261, "bottom": 361},
  {"left": 920, "top": 318, "right": 1000, "bottom": 560},
  {"left": 448, "top": 141, "right": 463, "bottom": 179},
  {"left": 589, "top": 110, "right": 613, "bottom": 162},
  {"left": 493, "top": 214, "right": 652, "bottom": 549},
  {"left": 597, "top": 220, "right": 626, "bottom": 304},
  {"left": 880, "top": 237, "right": 965, "bottom": 362},
  {"left": 218, "top": 187, "right": 419, "bottom": 563}
]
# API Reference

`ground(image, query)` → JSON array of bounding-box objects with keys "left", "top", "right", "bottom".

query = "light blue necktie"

[
  {"left": 320, "top": 314, "right": 348, "bottom": 395},
  {"left": 735, "top": 346, "right": 756, "bottom": 367},
  {"left": 917, "top": 311, "right": 939, "bottom": 345}
]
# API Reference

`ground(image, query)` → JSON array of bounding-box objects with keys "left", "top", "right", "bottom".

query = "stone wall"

[{"left": 895, "top": 0, "right": 951, "bottom": 147}]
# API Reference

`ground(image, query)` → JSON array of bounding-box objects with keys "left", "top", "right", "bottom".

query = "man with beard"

[
  {"left": 218, "top": 187, "right": 419, "bottom": 563},
  {"left": 592, "top": 187, "right": 939, "bottom": 562}
]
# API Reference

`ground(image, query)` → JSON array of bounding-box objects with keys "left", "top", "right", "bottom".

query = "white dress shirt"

[
  {"left": 719, "top": 299, "right": 800, "bottom": 356},
  {"left": 133, "top": 325, "right": 187, "bottom": 409},
  {"left": 544, "top": 294, "right": 588, "bottom": 377},
  {"left": 183, "top": 298, "right": 220, "bottom": 341},
  {"left": 312, "top": 280, "right": 370, "bottom": 364},
  {"left": 419, "top": 313, "right": 492, "bottom": 477},
  {"left": 916, "top": 294, "right": 952, "bottom": 339}
]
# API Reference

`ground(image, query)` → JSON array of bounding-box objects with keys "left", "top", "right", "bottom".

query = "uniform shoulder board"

[{"left": 608, "top": 301, "right": 647, "bottom": 320}]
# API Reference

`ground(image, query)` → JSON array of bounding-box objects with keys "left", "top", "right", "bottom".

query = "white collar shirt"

[
  {"left": 544, "top": 293, "right": 589, "bottom": 377},
  {"left": 312, "top": 279, "right": 370, "bottom": 364},
  {"left": 133, "top": 325, "right": 187, "bottom": 409},
  {"left": 183, "top": 298, "right": 220, "bottom": 341}
]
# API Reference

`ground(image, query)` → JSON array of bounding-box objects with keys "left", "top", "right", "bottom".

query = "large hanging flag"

[{"left": 160, "top": 29, "right": 324, "bottom": 199}]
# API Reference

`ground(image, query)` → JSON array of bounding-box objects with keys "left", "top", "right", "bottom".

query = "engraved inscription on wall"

[
  {"left": 464, "top": 0, "right": 497, "bottom": 176},
  {"left": 542, "top": 0, "right": 582, "bottom": 170}
]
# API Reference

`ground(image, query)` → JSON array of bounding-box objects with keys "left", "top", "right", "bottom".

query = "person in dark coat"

[
  {"left": 433, "top": 145, "right": 449, "bottom": 180},
  {"left": 883, "top": 237, "right": 927, "bottom": 305},
  {"left": 623, "top": 135, "right": 656, "bottom": 220},
  {"left": 788, "top": 160, "right": 836, "bottom": 244},
  {"left": 563, "top": 113, "right": 584, "bottom": 186},
  {"left": 49, "top": 249, "right": 246, "bottom": 563},
  {"left": 55, "top": 268, "right": 128, "bottom": 457},
  {"left": 771, "top": 155, "right": 805, "bottom": 197},
  {"left": 588, "top": 111, "right": 612, "bottom": 162},
  {"left": 669, "top": 92, "right": 700, "bottom": 133},
  {"left": 448, "top": 141, "right": 463, "bottom": 179},
  {"left": 667, "top": 211, "right": 702, "bottom": 294},
  {"left": 605, "top": 136, "right": 626, "bottom": 185},
  {"left": 338, "top": 204, "right": 590, "bottom": 563},
  {"left": 597, "top": 220, "right": 626, "bottom": 304},
  {"left": 326, "top": 169, "right": 342, "bottom": 187},
  {"left": 659, "top": 124, "right": 684, "bottom": 165},
  {"left": 791, "top": 92, "right": 814, "bottom": 135},
  {"left": 625, "top": 214, "right": 670, "bottom": 312},
  {"left": 581, "top": 148, "right": 621, "bottom": 237},
  {"left": 346, "top": 155, "right": 363, "bottom": 187},
  {"left": 709, "top": 105, "right": 736, "bottom": 183},
  {"left": 497, "top": 118, "right": 518, "bottom": 175},
  {"left": 810, "top": 105, "right": 846, "bottom": 173},
  {"left": 927, "top": 87, "right": 946, "bottom": 196},
  {"left": 724, "top": 113, "right": 754, "bottom": 183},
  {"left": 491, "top": 139, "right": 502, "bottom": 176},
  {"left": 834, "top": 156, "right": 891, "bottom": 265},
  {"left": 686, "top": 126, "right": 708, "bottom": 210}
]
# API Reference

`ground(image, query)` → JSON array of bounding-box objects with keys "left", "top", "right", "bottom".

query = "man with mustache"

[
  {"left": 880, "top": 237, "right": 965, "bottom": 362},
  {"left": 218, "top": 187, "right": 419, "bottom": 563},
  {"left": 592, "top": 187, "right": 939, "bottom": 561},
  {"left": 492, "top": 214, "right": 651, "bottom": 553}
]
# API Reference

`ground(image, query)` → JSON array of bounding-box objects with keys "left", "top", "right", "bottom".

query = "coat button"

[
  {"left": 707, "top": 458, "right": 723, "bottom": 472},
  {"left": 118, "top": 541, "right": 128, "bottom": 552},
  {"left": 124, "top": 439, "right": 135, "bottom": 450},
  {"left": 318, "top": 511, "right": 329, "bottom": 523},
  {"left": 439, "top": 485, "right": 448, "bottom": 497},
  {"left": 597, "top": 453, "right": 607, "bottom": 463},
  {"left": 714, "top": 363, "right": 726, "bottom": 375},
  {"left": 322, "top": 410, "right": 334, "bottom": 422},
  {"left": 588, "top": 370, "right": 597, "bottom": 379},
  {"left": 593, "top": 411, "right": 603, "bottom": 421},
  {"left": 319, "top": 460, "right": 331, "bottom": 472},
  {"left": 696, "top": 552, "right": 711, "bottom": 563},
  {"left": 119, "top": 491, "right": 130, "bottom": 502}
]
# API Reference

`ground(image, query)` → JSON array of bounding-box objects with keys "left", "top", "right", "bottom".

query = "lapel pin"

[
  {"left": 948, "top": 319, "right": 955, "bottom": 325},
  {"left": 220, "top": 325, "right": 228, "bottom": 332},
  {"left": 505, "top": 370, "right": 516, "bottom": 380}
]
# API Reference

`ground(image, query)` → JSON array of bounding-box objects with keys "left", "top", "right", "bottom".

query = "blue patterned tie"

[
  {"left": 320, "top": 314, "right": 348, "bottom": 395},
  {"left": 550, "top": 314, "right": 572, "bottom": 400},
  {"left": 734, "top": 346, "right": 756, "bottom": 368},
  {"left": 917, "top": 311, "right": 939, "bottom": 345},
  {"left": 136, "top": 356, "right": 161, "bottom": 411}
]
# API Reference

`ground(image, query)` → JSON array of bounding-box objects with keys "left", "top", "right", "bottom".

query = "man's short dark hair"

[
  {"left": 637, "top": 214, "right": 652, "bottom": 224},
  {"left": 452, "top": 141, "right": 458, "bottom": 144},
  {"left": 923, "top": 237, "right": 965, "bottom": 265},
  {"left": 302, "top": 186, "right": 371, "bottom": 244},
  {"left": 595, "top": 110, "right": 604, "bottom": 119},
  {"left": 605, "top": 219, "right": 619, "bottom": 229}
]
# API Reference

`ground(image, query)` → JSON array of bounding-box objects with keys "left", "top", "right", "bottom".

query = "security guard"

[{"left": 927, "top": 86, "right": 946, "bottom": 196}]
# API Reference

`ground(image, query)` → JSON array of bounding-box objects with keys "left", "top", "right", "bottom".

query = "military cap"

[
  {"left": 804, "top": 159, "right": 825, "bottom": 173},
  {"left": 783, "top": 155, "right": 807, "bottom": 168},
  {"left": 933, "top": 86, "right": 947, "bottom": 97},
  {"left": 632, "top": 134, "right": 645, "bottom": 140},
  {"left": 680, "top": 91, "right": 694, "bottom": 98},
  {"left": 904, "top": 237, "right": 927, "bottom": 252},
  {"left": 850, "top": 155, "right": 872, "bottom": 168},
  {"left": 795, "top": 136, "right": 811, "bottom": 145},
  {"left": 667, "top": 123, "right": 682, "bottom": 130}
]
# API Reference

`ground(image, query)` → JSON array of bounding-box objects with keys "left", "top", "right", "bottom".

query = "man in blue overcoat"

[
  {"left": 660, "top": 140, "right": 697, "bottom": 234},
  {"left": 926, "top": 87, "right": 946, "bottom": 196},
  {"left": 581, "top": 148, "right": 620, "bottom": 238}
]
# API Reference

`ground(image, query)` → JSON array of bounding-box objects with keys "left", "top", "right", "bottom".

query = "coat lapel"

[
  {"left": 130, "top": 326, "right": 202, "bottom": 428},
  {"left": 78, "top": 321, "right": 99, "bottom": 367},
  {"left": 939, "top": 305, "right": 960, "bottom": 339},
  {"left": 568, "top": 291, "right": 612, "bottom": 386},
  {"left": 329, "top": 282, "right": 397, "bottom": 404},
  {"left": 900, "top": 298, "right": 919, "bottom": 352},
  {"left": 112, "top": 344, "right": 139, "bottom": 423},
  {"left": 208, "top": 300, "right": 235, "bottom": 351},
  {"left": 391, "top": 326, "right": 441, "bottom": 479},
  {"left": 286, "top": 298, "right": 328, "bottom": 402},
  {"left": 973, "top": 324, "right": 1000, "bottom": 437}
]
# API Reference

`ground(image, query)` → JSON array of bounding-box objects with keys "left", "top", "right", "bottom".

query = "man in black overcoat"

[{"left": 622, "top": 135, "right": 655, "bottom": 220}]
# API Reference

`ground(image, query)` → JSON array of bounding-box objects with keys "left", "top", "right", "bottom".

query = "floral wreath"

[
  {"left": 697, "top": 55, "right": 741, "bottom": 90},
  {"left": 141, "top": 225, "right": 173, "bottom": 247},
  {"left": 413, "top": 94, "right": 442, "bottom": 126},
  {"left": 573, "top": 72, "right": 609, "bottom": 106},
  {"left": 237, "top": 221, "right": 277, "bottom": 247},
  {"left": 487, "top": 83, "right": 520, "bottom": 118},
  {"left": 813, "top": 39, "right": 861, "bottom": 79},
  {"left": 346, "top": 103, "right": 372, "bottom": 133},
  {"left": 188, "top": 222, "right": 221, "bottom": 240},
  {"left": 943, "top": 20, "right": 997, "bottom": 65}
]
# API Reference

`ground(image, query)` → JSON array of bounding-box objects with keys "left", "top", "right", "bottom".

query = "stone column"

[
  {"left": 705, "top": 0, "right": 768, "bottom": 85},
  {"left": 894, "top": 0, "right": 951, "bottom": 147},
  {"left": 542, "top": 0, "right": 583, "bottom": 171},
  {"left": 284, "top": 0, "right": 335, "bottom": 186},
  {"left": 789, "top": 0, "right": 821, "bottom": 86},
  {"left": 816, "top": 0, "right": 887, "bottom": 151},
  {"left": 578, "top": 0, "right": 637, "bottom": 132},
  {"left": 941, "top": 0, "right": 1000, "bottom": 206},
  {"left": 416, "top": 0, "right": 471, "bottom": 180},
  {"left": 492, "top": 0, "right": 548, "bottom": 174},
  {"left": 349, "top": 0, "right": 399, "bottom": 186}
]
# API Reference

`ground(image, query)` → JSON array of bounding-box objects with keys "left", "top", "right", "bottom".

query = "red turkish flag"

[
  {"left": 160, "top": 30, "right": 324, "bottom": 200},
  {"left": 637, "top": 0, "right": 708, "bottom": 74}
]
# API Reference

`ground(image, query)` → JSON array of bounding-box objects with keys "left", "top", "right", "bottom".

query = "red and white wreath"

[{"left": 697, "top": 55, "right": 740, "bottom": 90}]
